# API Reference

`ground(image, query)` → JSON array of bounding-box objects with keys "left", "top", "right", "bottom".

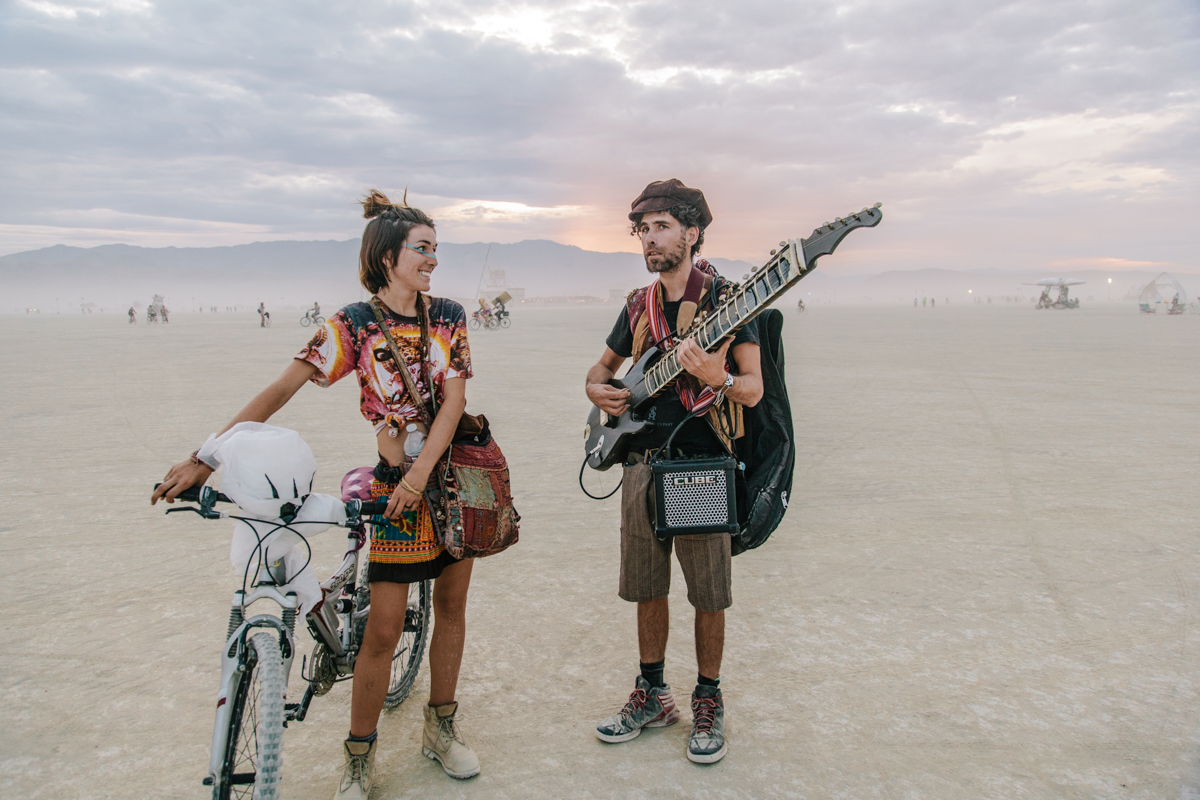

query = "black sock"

[
  {"left": 640, "top": 659, "right": 666, "bottom": 688},
  {"left": 697, "top": 673, "right": 720, "bottom": 688},
  {"left": 347, "top": 730, "right": 377, "bottom": 744}
]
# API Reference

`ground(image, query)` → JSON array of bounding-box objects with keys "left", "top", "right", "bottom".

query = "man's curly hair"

[{"left": 629, "top": 203, "right": 706, "bottom": 257}]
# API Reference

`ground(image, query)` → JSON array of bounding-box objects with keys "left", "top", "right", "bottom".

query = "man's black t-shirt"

[{"left": 606, "top": 298, "right": 758, "bottom": 458}]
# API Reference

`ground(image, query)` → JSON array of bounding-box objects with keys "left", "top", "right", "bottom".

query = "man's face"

[{"left": 635, "top": 211, "right": 696, "bottom": 274}]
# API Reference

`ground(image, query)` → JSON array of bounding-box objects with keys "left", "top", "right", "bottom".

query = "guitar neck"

[
  {"left": 644, "top": 240, "right": 808, "bottom": 396},
  {"left": 643, "top": 204, "right": 882, "bottom": 397}
]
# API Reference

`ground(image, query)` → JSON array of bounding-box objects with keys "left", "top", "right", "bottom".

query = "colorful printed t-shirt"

[{"left": 297, "top": 298, "right": 473, "bottom": 435}]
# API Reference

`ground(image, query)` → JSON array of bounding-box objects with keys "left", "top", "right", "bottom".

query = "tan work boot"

[
  {"left": 333, "top": 737, "right": 376, "bottom": 799},
  {"left": 422, "top": 702, "right": 481, "bottom": 779}
]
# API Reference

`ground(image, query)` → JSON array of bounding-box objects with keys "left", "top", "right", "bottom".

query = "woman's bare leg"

[
  {"left": 349, "top": 581, "right": 408, "bottom": 737},
  {"left": 428, "top": 558, "right": 473, "bottom": 706}
]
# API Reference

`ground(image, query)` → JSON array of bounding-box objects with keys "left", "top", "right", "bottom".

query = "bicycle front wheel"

[
  {"left": 486, "top": 317, "right": 499, "bottom": 330},
  {"left": 500, "top": 317, "right": 511, "bottom": 328},
  {"left": 385, "top": 580, "right": 431, "bottom": 708},
  {"left": 216, "top": 632, "right": 285, "bottom": 800}
]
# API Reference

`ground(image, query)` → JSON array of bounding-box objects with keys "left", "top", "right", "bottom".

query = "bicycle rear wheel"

[
  {"left": 468, "top": 317, "right": 480, "bottom": 331},
  {"left": 300, "top": 315, "right": 311, "bottom": 327},
  {"left": 216, "top": 632, "right": 285, "bottom": 800},
  {"left": 385, "top": 580, "right": 431, "bottom": 708}
]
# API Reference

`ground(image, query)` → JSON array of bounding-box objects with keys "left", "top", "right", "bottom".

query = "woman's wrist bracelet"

[
  {"left": 190, "top": 450, "right": 215, "bottom": 470},
  {"left": 399, "top": 477, "right": 421, "bottom": 496}
]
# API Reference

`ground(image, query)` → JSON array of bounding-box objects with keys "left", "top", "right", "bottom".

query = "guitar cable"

[{"left": 579, "top": 456, "right": 622, "bottom": 500}]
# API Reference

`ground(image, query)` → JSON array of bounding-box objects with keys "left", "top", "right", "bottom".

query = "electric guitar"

[{"left": 583, "top": 203, "right": 883, "bottom": 470}]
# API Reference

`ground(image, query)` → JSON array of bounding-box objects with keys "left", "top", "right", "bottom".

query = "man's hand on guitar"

[
  {"left": 677, "top": 337, "right": 733, "bottom": 388},
  {"left": 587, "top": 383, "right": 631, "bottom": 416}
]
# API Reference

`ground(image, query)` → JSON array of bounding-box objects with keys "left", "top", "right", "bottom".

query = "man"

[{"left": 585, "top": 179, "right": 763, "bottom": 764}]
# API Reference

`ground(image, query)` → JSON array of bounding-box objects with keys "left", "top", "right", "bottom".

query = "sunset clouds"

[{"left": 1, "top": 0, "right": 1196, "bottom": 272}]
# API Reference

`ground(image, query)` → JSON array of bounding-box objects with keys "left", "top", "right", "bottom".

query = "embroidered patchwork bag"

[{"left": 370, "top": 296, "right": 520, "bottom": 559}]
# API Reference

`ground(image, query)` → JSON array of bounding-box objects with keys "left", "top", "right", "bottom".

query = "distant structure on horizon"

[{"left": 474, "top": 247, "right": 525, "bottom": 303}]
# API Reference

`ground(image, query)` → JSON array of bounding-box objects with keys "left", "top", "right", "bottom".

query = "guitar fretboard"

[{"left": 644, "top": 244, "right": 804, "bottom": 397}]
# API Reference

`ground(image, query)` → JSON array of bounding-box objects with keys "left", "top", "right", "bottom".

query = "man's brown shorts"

[{"left": 619, "top": 455, "right": 732, "bottom": 612}]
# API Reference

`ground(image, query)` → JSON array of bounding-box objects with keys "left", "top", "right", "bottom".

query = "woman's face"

[{"left": 386, "top": 224, "right": 438, "bottom": 293}]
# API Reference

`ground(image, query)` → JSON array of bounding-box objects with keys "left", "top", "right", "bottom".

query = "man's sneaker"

[
  {"left": 687, "top": 685, "right": 728, "bottom": 763},
  {"left": 595, "top": 675, "right": 680, "bottom": 743},
  {"left": 333, "top": 737, "right": 376, "bottom": 799},
  {"left": 422, "top": 702, "right": 481, "bottom": 779}
]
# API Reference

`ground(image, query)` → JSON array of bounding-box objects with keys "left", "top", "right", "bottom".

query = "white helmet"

[{"left": 200, "top": 423, "right": 317, "bottom": 520}]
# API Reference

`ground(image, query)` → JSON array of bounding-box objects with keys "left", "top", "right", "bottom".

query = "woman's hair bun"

[{"left": 360, "top": 187, "right": 410, "bottom": 219}]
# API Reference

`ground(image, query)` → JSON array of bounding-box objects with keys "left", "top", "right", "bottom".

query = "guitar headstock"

[{"left": 800, "top": 202, "right": 882, "bottom": 269}]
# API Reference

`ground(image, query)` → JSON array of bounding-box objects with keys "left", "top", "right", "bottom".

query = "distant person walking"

[
  {"left": 913, "top": 298, "right": 918, "bottom": 307},
  {"left": 930, "top": 297, "right": 935, "bottom": 308},
  {"left": 153, "top": 189, "right": 494, "bottom": 799},
  {"left": 128, "top": 307, "right": 136, "bottom": 324},
  {"left": 922, "top": 297, "right": 927, "bottom": 307}
]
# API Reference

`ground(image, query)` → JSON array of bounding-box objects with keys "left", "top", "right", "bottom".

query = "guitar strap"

[{"left": 627, "top": 263, "right": 744, "bottom": 448}]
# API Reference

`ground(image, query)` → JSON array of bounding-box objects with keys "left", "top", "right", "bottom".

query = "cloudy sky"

[{"left": 2, "top": 0, "right": 1197, "bottom": 273}]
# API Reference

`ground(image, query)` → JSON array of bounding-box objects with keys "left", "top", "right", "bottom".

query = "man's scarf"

[{"left": 644, "top": 266, "right": 719, "bottom": 415}]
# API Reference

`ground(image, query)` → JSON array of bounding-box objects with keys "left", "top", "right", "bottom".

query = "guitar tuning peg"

[
  {"left": 742, "top": 274, "right": 750, "bottom": 281},
  {"left": 770, "top": 249, "right": 777, "bottom": 255},
  {"left": 873, "top": 202, "right": 882, "bottom": 208},
  {"left": 779, "top": 240, "right": 786, "bottom": 247},
  {"left": 861, "top": 207, "right": 868, "bottom": 212}
]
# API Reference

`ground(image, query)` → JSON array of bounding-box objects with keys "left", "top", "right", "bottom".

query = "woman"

[{"left": 152, "top": 189, "right": 481, "bottom": 798}]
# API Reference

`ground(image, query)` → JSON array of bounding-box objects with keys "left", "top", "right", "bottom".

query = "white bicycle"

[{"left": 161, "top": 484, "right": 431, "bottom": 800}]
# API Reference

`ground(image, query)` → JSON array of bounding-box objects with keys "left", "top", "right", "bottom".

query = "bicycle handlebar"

[{"left": 155, "top": 484, "right": 389, "bottom": 519}]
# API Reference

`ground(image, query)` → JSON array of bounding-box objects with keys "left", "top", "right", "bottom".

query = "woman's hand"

[
  {"left": 151, "top": 459, "right": 214, "bottom": 504},
  {"left": 384, "top": 464, "right": 432, "bottom": 519}
]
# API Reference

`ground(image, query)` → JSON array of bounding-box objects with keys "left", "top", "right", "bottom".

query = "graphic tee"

[{"left": 297, "top": 298, "right": 473, "bottom": 435}]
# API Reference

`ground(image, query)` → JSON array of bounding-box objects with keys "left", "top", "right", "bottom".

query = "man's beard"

[{"left": 644, "top": 239, "right": 689, "bottom": 274}]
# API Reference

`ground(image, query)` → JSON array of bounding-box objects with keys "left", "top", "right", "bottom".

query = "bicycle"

[
  {"left": 259, "top": 312, "right": 271, "bottom": 328},
  {"left": 160, "top": 484, "right": 431, "bottom": 800},
  {"left": 300, "top": 310, "right": 325, "bottom": 327}
]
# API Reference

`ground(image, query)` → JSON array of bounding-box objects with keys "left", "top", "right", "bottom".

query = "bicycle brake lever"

[{"left": 165, "top": 506, "right": 223, "bottom": 520}]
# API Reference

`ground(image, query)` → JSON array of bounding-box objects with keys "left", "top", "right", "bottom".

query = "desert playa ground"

[{"left": 2, "top": 302, "right": 1199, "bottom": 799}]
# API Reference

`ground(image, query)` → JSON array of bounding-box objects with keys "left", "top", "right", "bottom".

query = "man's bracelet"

[{"left": 399, "top": 477, "right": 422, "bottom": 496}]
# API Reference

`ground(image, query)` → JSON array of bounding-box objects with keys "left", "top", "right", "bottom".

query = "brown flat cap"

[{"left": 628, "top": 178, "right": 712, "bottom": 229}]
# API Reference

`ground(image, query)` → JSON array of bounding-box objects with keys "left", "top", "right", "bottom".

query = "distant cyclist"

[
  {"left": 128, "top": 306, "right": 136, "bottom": 324},
  {"left": 258, "top": 302, "right": 269, "bottom": 328}
]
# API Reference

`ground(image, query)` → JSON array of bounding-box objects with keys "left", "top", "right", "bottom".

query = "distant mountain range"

[
  {"left": 0, "top": 238, "right": 756, "bottom": 311},
  {"left": 2, "top": 238, "right": 1194, "bottom": 313}
]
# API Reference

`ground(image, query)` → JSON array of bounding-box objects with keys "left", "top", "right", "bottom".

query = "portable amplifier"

[{"left": 649, "top": 455, "right": 739, "bottom": 539}]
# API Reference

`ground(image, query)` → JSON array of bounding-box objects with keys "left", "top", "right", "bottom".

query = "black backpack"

[{"left": 731, "top": 308, "right": 795, "bottom": 555}]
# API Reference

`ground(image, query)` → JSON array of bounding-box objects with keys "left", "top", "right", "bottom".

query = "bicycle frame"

[{"left": 207, "top": 527, "right": 365, "bottom": 788}]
